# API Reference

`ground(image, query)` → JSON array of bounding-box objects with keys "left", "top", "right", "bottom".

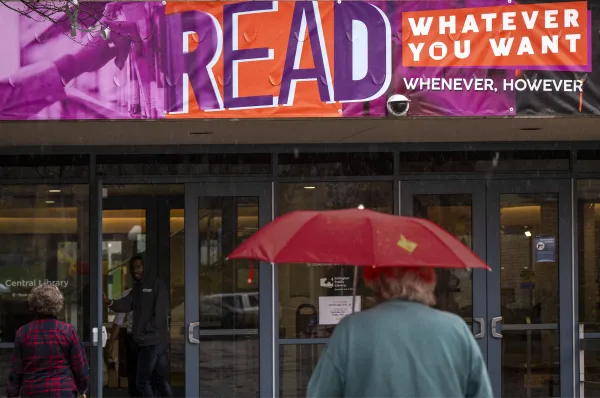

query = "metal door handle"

[
  {"left": 474, "top": 317, "right": 485, "bottom": 339},
  {"left": 188, "top": 322, "right": 200, "bottom": 344},
  {"left": 491, "top": 317, "right": 503, "bottom": 339},
  {"left": 92, "top": 326, "right": 108, "bottom": 347}
]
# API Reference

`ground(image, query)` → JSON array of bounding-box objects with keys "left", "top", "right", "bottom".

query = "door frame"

[
  {"left": 485, "top": 179, "right": 574, "bottom": 397},
  {"left": 184, "top": 182, "right": 273, "bottom": 398},
  {"left": 400, "top": 180, "right": 488, "bottom": 360}
]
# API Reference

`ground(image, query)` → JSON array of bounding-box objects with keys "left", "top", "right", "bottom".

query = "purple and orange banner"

[{"left": 0, "top": 0, "right": 597, "bottom": 120}]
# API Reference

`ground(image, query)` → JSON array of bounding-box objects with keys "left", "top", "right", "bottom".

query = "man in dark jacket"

[{"left": 104, "top": 255, "right": 172, "bottom": 397}]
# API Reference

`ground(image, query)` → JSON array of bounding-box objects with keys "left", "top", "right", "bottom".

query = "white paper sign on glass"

[{"left": 318, "top": 295, "right": 362, "bottom": 325}]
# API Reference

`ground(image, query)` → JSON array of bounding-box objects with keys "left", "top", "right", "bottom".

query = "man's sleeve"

[
  {"left": 150, "top": 280, "right": 169, "bottom": 331},
  {"left": 6, "top": 332, "right": 23, "bottom": 397},
  {"left": 110, "top": 290, "right": 134, "bottom": 313},
  {"left": 112, "top": 289, "right": 131, "bottom": 326},
  {"left": 69, "top": 327, "right": 90, "bottom": 395},
  {"left": 465, "top": 324, "right": 493, "bottom": 398}
]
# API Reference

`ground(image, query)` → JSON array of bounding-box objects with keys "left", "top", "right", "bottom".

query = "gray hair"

[
  {"left": 364, "top": 268, "right": 437, "bottom": 306},
  {"left": 28, "top": 284, "right": 64, "bottom": 316}
]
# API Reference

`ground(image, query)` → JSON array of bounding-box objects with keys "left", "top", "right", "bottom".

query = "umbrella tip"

[{"left": 358, "top": 204, "right": 365, "bottom": 210}]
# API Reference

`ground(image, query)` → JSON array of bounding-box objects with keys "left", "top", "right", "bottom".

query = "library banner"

[{"left": 0, "top": 0, "right": 597, "bottom": 120}]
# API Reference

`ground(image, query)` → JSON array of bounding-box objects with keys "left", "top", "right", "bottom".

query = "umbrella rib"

[{"left": 368, "top": 217, "right": 376, "bottom": 266}]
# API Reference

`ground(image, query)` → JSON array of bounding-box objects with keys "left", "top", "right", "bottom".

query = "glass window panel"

[
  {"left": 169, "top": 208, "right": 185, "bottom": 388},
  {"left": 0, "top": 185, "right": 89, "bottom": 342},
  {"left": 279, "top": 344, "right": 326, "bottom": 398},
  {"left": 198, "top": 196, "right": 259, "bottom": 397},
  {"left": 277, "top": 152, "right": 393, "bottom": 177},
  {"left": 102, "top": 208, "right": 146, "bottom": 391},
  {"left": 500, "top": 194, "right": 559, "bottom": 324},
  {"left": 398, "top": 151, "right": 569, "bottom": 173},
  {"left": 412, "top": 194, "right": 473, "bottom": 325},
  {"left": 499, "top": 193, "right": 560, "bottom": 398},
  {"left": 248, "top": 293, "right": 259, "bottom": 307},
  {"left": 0, "top": 155, "right": 89, "bottom": 180},
  {"left": 97, "top": 154, "right": 271, "bottom": 176},
  {"left": 577, "top": 150, "right": 600, "bottom": 173},
  {"left": 277, "top": 182, "right": 393, "bottom": 339},
  {"left": 577, "top": 180, "right": 600, "bottom": 332},
  {"left": 583, "top": 338, "right": 600, "bottom": 397},
  {"left": 103, "top": 184, "right": 184, "bottom": 197},
  {"left": 101, "top": 184, "right": 185, "bottom": 395},
  {"left": 502, "top": 330, "right": 560, "bottom": 397},
  {"left": 0, "top": 349, "right": 14, "bottom": 393},
  {"left": 102, "top": 209, "right": 146, "bottom": 319}
]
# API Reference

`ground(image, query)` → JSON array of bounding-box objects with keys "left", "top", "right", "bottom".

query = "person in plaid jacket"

[{"left": 6, "top": 283, "right": 89, "bottom": 398}]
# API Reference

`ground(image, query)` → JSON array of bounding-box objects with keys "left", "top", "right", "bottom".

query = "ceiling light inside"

[
  {"left": 304, "top": 186, "right": 316, "bottom": 190},
  {"left": 49, "top": 189, "right": 61, "bottom": 193},
  {"left": 45, "top": 200, "right": 55, "bottom": 204},
  {"left": 524, "top": 231, "right": 532, "bottom": 237}
]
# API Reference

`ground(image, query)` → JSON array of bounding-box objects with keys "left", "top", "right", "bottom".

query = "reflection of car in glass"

[
  {"left": 170, "top": 292, "right": 259, "bottom": 332},
  {"left": 169, "top": 292, "right": 259, "bottom": 370},
  {"left": 0, "top": 283, "right": 10, "bottom": 294},
  {"left": 200, "top": 293, "right": 259, "bottom": 329}
]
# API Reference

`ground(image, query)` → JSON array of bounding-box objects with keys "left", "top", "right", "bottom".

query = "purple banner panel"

[{"left": 0, "top": 1, "right": 597, "bottom": 120}]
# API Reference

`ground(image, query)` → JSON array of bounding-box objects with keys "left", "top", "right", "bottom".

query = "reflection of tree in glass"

[
  {"left": 279, "top": 182, "right": 393, "bottom": 214},
  {"left": 198, "top": 201, "right": 259, "bottom": 331},
  {"left": 434, "top": 269, "right": 461, "bottom": 314}
]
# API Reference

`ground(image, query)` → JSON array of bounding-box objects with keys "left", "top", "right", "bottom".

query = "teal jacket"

[{"left": 307, "top": 300, "right": 493, "bottom": 398}]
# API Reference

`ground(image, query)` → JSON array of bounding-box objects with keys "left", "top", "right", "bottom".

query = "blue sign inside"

[
  {"left": 534, "top": 235, "right": 556, "bottom": 263},
  {"left": 520, "top": 282, "right": 535, "bottom": 289}
]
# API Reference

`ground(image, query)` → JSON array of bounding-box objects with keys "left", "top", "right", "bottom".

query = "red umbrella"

[{"left": 228, "top": 207, "right": 490, "bottom": 270}]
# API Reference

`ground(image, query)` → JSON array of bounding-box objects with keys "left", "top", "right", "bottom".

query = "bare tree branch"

[{"left": 0, "top": 0, "right": 114, "bottom": 40}]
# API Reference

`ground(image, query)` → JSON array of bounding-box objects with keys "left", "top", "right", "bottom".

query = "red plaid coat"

[{"left": 6, "top": 315, "right": 89, "bottom": 398}]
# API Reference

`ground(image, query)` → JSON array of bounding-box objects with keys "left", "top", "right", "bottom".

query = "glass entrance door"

[
  {"left": 184, "top": 183, "right": 272, "bottom": 398},
  {"left": 486, "top": 180, "right": 573, "bottom": 398},
  {"left": 102, "top": 195, "right": 152, "bottom": 397},
  {"left": 400, "top": 180, "right": 488, "bottom": 358},
  {"left": 401, "top": 179, "right": 575, "bottom": 397}
]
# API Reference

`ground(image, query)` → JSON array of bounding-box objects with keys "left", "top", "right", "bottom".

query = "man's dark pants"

[
  {"left": 136, "top": 342, "right": 173, "bottom": 397},
  {"left": 124, "top": 332, "right": 139, "bottom": 397}
]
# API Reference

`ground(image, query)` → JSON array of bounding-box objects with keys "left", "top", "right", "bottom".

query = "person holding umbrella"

[
  {"left": 226, "top": 207, "right": 493, "bottom": 397},
  {"left": 305, "top": 266, "right": 493, "bottom": 398}
]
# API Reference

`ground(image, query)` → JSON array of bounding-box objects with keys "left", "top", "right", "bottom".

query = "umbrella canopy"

[{"left": 228, "top": 208, "right": 490, "bottom": 270}]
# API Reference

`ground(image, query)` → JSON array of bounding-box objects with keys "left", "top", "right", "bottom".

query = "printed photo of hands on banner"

[{"left": 0, "top": 0, "right": 598, "bottom": 120}]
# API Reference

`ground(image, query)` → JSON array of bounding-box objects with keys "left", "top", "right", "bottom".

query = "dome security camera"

[{"left": 386, "top": 94, "right": 411, "bottom": 117}]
